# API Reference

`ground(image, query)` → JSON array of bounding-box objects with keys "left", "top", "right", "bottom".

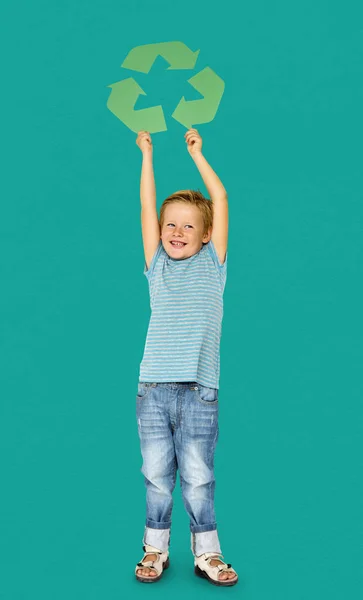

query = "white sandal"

[
  {"left": 135, "top": 544, "right": 170, "bottom": 583},
  {"left": 194, "top": 552, "right": 238, "bottom": 586}
]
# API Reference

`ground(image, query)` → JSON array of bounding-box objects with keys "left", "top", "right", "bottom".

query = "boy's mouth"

[{"left": 170, "top": 241, "right": 186, "bottom": 248}]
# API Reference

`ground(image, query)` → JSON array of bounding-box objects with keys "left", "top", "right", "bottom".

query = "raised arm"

[
  {"left": 185, "top": 129, "right": 228, "bottom": 265},
  {"left": 136, "top": 131, "right": 161, "bottom": 270}
]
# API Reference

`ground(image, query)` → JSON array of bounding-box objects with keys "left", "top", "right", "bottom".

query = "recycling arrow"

[
  {"left": 121, "top": 41, "right": 200, "bottom": 73},
  {"left": 106, "top": 42, "right": 225, "bottom": 132},
  {"left": 106, "top": 78, "right": 167, "bottom": 133},
  {"left": 171, "top": 67, "right": 225, "bottom": 128}
]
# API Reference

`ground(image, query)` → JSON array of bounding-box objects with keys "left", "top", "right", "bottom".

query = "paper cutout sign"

[{"left": 106, "top": 41, "right": 225, "bottom": 133}]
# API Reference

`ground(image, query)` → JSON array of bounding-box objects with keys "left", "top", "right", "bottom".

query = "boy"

[{"left": 134, "top": 129, "right": 238, "bottom": 587}]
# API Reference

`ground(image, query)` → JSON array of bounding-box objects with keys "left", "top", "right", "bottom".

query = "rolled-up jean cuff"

[
  {"left": 191, "top": 530, "right": 222, "bottom": 556},
  {"left": 146, "top": 519, "right": 172, "bottom": 530},
  {"left": 190, "top": 522, "right": 217, "bottom": 534},
  {"left": 143, "top": 526, "right": 170, "bottom": 552}
]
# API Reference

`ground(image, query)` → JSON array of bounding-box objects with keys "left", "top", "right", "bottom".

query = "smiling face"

[{"left": 160, "top": 202, "right": 212, "bottom": 259}]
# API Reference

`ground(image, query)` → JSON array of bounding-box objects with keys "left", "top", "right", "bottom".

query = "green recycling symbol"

[{"left": 106, "top": 41, "right": 225, "bottom": 133}]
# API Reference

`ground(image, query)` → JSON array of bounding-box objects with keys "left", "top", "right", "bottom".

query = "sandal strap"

[
  {"left": 202, "top": 552, "right": 224, "bottom": 560},
  {"left": 138, "top": 543, "right": 167, "bottom": 567},
  {"left": 205, "top": 555, "right": 233, "bottom": 571},
  {"left": 143, "top": 544, "right": 165, "bottom": 554},
  {"left": 138, "top": 556, "right": 156, "bottom": 567}
]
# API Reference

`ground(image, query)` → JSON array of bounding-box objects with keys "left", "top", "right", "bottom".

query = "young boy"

[{"left": 134, "top": 129, "right": 238, "bottom": 587}]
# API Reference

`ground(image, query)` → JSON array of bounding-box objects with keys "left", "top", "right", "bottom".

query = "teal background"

[{"left": 1, "top": 1, "right": 362, "bottom": 598}]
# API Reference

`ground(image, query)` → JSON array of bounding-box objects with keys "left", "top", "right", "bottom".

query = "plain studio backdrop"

[{"left": 0, "top": 1, "right": 362, "bottom": 599}]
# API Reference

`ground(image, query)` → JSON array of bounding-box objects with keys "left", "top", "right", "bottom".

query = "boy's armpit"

[
  {"left": 141, "top": 205, "right": 160, "bottom": 270},
  {"left": 208, "top": 239, "right": 228, "bottom": 271},
  {"left": 143, "top": 240, "right": 162, "bottom": 278},
  {"left": 214, "top": 245, "right": 227, "bottom": 266}
]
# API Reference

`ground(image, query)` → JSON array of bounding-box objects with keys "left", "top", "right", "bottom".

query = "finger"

[
  {"left": 186, "top": 131, "right": 200, "bottom": 139},
  {"left": 186, "top": 135, "right": 199, "bottom": 144},
  {"left": 185, "top": 133, "right": 198, "bottom": 141}
]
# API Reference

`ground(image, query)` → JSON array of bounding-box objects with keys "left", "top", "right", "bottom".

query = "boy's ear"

[{"left": 203, "top": 226, "right": 213, "bottom": 243}]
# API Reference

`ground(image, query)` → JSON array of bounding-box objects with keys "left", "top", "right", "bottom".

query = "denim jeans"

[{"left": 136, "top": 381, "right": 222, "bottom": 557}]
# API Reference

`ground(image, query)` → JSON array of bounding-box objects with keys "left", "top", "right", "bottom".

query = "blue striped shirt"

[{"left": 139, "top": 239, "right": 227, "bottom": 388}]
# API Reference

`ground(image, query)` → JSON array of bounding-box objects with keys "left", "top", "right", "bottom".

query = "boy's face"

[{"left": 161, "top": 202, "right": 212, "bottom": 260}]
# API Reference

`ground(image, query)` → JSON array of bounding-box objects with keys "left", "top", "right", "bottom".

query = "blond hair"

[{"left": 159, "top": 190, "right": 213, "bottom": 236}]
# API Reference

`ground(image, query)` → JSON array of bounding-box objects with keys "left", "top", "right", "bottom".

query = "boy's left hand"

[{"left": 185, "top": 128, "right": 203, "bottom": 156}]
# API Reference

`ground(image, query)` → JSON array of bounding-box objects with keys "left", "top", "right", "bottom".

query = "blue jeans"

[{"left": 136, "top": 381, "right": 222, "bottom": 557}]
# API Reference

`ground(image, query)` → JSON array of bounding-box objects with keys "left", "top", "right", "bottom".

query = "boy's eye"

[{"left": 167, "top": 223, "right": 193, "bottom": 228}]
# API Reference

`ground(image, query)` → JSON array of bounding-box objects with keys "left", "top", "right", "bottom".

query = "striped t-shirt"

[{"left": 139, "top": 239, "right": 227, "bottom": 389}]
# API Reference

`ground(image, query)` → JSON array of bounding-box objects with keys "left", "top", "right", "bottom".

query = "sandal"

[
  {"left": 135, "top": 544, "right": 170, "bottom": 583},
  {"left": 194, "top": 552, "right": 238, "bottom": 587}
]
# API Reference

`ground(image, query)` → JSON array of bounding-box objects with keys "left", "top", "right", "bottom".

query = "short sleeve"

[
  {"left": 207, "top": 239, "right": 227, "bottom": 269},
  {"left": 207, "top": 239, "right": 228, "bottom": 293},
  {"left": 143, "top": 241, "right": 163, "bottom": 280}
]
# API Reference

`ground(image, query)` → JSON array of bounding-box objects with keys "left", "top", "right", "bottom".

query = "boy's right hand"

[{"left": 136, "top": 131, "right": 153, "bottom": 154}]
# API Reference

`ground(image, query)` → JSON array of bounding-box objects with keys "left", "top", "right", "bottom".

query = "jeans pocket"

[
  {"left": 136, "top": 382, "right": 153, "bottom": 400},
  {"left": 194, "top": 383, "right": 219, "bottom": 405}
]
